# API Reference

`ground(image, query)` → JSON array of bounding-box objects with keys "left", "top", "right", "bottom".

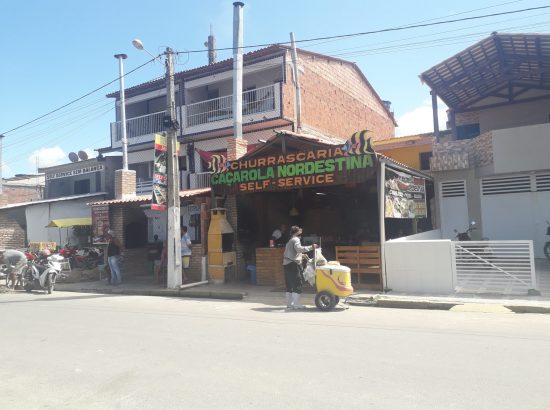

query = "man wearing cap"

[
  {"left": 0, "top": 249, "right": 27, "bottom": 289},
  {"left": 106, "top": 230, "right": 124, "bottom": 285},
  {"left": 283, "top": 226, "right": 318, "bottom": 309}
]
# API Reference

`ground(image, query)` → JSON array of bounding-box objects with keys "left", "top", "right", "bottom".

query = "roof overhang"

[
  {"left": 420, "top": 33, "right": 550, "bottom": 112},
  {"left": 88, "top": 187, "right": 211, "bottom": 206}
]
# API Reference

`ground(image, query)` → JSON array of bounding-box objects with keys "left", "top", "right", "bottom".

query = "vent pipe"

[
  {"left": 232, "top": 2, "right": 244, "bottom": 139},
  {"left": 207, "top": 24, "right": 217, "bottom": 65}
]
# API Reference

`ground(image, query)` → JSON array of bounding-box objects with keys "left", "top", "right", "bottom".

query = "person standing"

[
  {"left": 106, "top": 230, "right": 124, "bottom": 285},
  {"left": 270, "top": 224, "right": 287, "bottom": 247},
  {"left": 0, "top": 249, "right": 27, "bottom": 289},
  {"left": 283, "top": 226, "right": 317, "bottom": 309},
  {"left": 181, "top": 226, "right": 192, "bottom": 283}
]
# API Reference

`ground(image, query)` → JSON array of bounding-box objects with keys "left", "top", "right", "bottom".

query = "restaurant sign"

[
  {"left": 210, "top": 146, "right": 375, "bottom": 194},
  {"left": 384, "top": 168, "right": 427, "bottom": 219},
  {"left": 46, "top": 164, "right": 104, "bottom": 180}
]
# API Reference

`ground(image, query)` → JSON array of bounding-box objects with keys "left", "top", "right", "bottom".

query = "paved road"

[{"left": 1, "top": 291, "right": 549, "bottom": 410}]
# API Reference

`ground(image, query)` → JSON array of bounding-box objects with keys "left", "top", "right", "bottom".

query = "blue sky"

[{"left": 1, "top": 0, "right": 549, "bottom": 177}]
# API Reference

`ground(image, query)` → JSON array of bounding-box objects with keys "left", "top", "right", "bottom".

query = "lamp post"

[
  {"left": 133, "top": 40, "right": 182, "bottom": 288},
  {"left": 114, "top": 54, "right": 129, "bottom": 171}
]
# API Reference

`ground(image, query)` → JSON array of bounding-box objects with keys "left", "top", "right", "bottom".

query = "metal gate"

[{"left": 452, "top": 241, "right": 537, "bottom": 295}]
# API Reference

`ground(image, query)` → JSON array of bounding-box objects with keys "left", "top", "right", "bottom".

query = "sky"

[{"left": 1, "top": 0, "right": 550, "bottom": 177}]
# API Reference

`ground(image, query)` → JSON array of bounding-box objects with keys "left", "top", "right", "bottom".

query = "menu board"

[
  {"left": 384, "top": 168, "right": 427, "bottom": 219},
  {"left": 152, "top": 133, "right": 168, "bottom": 211}
]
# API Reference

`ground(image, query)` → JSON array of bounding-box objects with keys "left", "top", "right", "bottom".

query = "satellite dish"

[
  {"left": 68, "top": 152, "right": 79, "bottom": 163},
  {"left": 78, "top": 150, "right": 89, "bottom": 161}
]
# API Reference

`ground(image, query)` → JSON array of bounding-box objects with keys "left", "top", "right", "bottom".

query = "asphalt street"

[{"left": 1, "top": 291, "right": 549, "bottom": 410}]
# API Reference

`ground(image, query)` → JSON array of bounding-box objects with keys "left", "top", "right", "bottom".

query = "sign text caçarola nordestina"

[{"left": 209, "top": 132, "right": 377, "bottom": 194}]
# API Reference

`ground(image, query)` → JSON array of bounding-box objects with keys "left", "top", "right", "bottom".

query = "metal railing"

[
  {"left": 113, "top": 111, "right": 166, "bottom": 141},
  {"left": 452, "top": 240, "right": 537, "bottom": 295},
  {"left": 136, "top": 179, "right": 153, "bottom": 195},
  {"left": 186, "top": 84, "right": 276, "bottom": 127},
  {"left": 189, "top": 172, "right": 211, "bottom": 189}
]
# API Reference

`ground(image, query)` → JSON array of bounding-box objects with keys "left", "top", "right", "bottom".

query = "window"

[
  {"left": 74, "top": 179, "right": 90, "bottom": 194},
  {"left": 207, "top": 88, "right": 219, "bottom": 100},
  {"left": 456, "top": 123, "right": 480, "bottom": 140},
  {"left": 419, "top": 152, "right": 433, "bottom": 171}
]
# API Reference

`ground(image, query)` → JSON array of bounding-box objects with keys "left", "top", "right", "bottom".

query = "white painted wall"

[
  {"left": 478, "top": 98, "right": 550, "bottom": 134},
  {"left": 492, "top": 123, "right": 550, "bottom": 174},
  {"left": 384, "top": 240, "right": 454, "bottom": 293},
  {"left": 26, "top": 199, "right": 93, "bottom": 246},
  {"left": 394, "top": 229, "right": 442, "bottom": 241},
  {"left": 440, "top": 191, "right": 469, "bottom": 240}
]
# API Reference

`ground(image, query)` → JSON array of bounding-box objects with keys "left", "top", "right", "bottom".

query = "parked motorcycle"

[
  {"left": 454, "top": 221, "right": 477, "bottom": 241},
  {"left": 23, "top": 254, "right": 64, "bottom": 294},
  {"left": 544, "top": 221, "right": 550, "bottom": 261},
  {"left": 73, "top": 247, "right": 103, "bottom": 269}
]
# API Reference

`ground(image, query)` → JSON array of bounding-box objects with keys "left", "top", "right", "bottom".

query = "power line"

[
  {"left": 175, "top": 5, "right": 550, "bottom": 55},
  {"left": 0, "top": 56, "right": 157, "bottom": 136}
]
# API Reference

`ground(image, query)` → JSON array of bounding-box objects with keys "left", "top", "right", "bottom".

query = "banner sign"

[
  {"left": 152, "top": 134, "right": 168, "bottom": 211},
  {"left": 46, "top": 164, "right": 104, "bottom": 180},
  {"left": 384, "top": 168, "right": 427, "bottom": 219},
  {"left": 210, "top": 147, "right": 375, "bottom": 194},
  {"left": 92, "top": 205, "right": 110, "bottom": 244}
]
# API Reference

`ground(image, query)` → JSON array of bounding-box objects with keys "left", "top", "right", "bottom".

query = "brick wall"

[
  {"left": 114, "top": 169, "right": 136, "bottom": 200},
  {"left": 0, "top": 210, "right": 26, "bottom": 249},
  {"left": 455, "top": 111, "right": 480, "bottom": 126},
  {"left": 226, "top": 137, "right": 248, "bottom": 161},
  {"left": 0, "top": 186, "right": 42, "bottom": 205},
  {"left": 285, "top": 52, "right": 395, "bottom": 140}
]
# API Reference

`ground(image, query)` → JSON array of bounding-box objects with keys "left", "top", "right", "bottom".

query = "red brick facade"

[
  {"left": 0, "top": 210, "right": 26, "bottom": 250},
  {"left": 282, "top": 51, "right": 395, "bottom": 140}
]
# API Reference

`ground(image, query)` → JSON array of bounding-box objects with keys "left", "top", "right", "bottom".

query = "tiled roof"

[{"left": 88, "top": 187, "right": 211, "bottom": 206}]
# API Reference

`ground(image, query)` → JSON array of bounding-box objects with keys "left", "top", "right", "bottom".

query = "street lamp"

[
  {"left": 114, "top": 54, "right": 129, "bottom": 171},
  {"left": 133, "top": 39, "right": 182, "bottom": 289}
]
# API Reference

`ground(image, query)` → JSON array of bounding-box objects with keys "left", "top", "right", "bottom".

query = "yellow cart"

[{"left": 314, "top": 263, "right": 354, "bottom": 311}]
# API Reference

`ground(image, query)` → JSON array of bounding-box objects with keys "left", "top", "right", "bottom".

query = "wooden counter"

[
  {"left": 255, "top": 247, "right": 285, "bottom": 287},
  {"left": 336, "top": 244, "right": 382, "bottom": 290}
]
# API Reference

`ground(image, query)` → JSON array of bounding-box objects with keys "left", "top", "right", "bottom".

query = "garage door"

[
  {"left": 440, "top": 180, "right": 469, "bottom": 240},
  {"left": 481, "top": 172, "right": 550, "bottom": 258}
]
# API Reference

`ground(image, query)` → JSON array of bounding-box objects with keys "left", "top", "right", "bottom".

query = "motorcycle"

[
  {"left": 23, "top": 254, "right": 64, "bottom": 294},
  {"left": 73, "top": 247, "right": 103, "bottom": 269},
  {"left": 544, "top": 221, "right": 550, "bottom": 261},
  {"left": 454, "top": 221, "right": 477, "bottom": 241}
]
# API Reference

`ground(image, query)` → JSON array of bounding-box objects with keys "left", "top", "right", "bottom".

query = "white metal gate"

[
  {"left": 452, "top": 240, "right": 537, "bottom": 295},
  {"left": 440, "top": 180, "right": 469, "bottom": 239}
]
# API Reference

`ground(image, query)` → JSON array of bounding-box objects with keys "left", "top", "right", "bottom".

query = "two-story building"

[
  {"left": 103, "top": 44, "right": 396, "bottom": 193},
  {"left": 422, "top": 33, "right": 550, "bottom": 258}
]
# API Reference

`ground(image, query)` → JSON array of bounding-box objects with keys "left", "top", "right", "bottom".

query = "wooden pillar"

[{"left": 431, "top": 91, "right": 440, "bottom": 143}]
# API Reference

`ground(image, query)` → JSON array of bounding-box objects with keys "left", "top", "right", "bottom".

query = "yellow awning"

[{"left": 46, "top": 218, "right": 92, "bottom": 228}]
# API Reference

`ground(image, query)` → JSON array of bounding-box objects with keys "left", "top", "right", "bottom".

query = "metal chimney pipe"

[
  {"left": 232, "top": 2, "right": 244, "bottom": 139},
  {"left": 208, "top": 24, "right": 217, "bottom": 65}
]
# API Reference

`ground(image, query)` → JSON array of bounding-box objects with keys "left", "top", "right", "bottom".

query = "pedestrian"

[
  {"left": 283, "top": 226, "right": 317, "bottom": 309},
  {"left": 106, "top": 230, "right": 124, "bottom": 285},
  {"left": 0, "top": 249, "right": 27, "bottom": 289},
  {"left": 270, "top": 224, "right": 287, "bottom": 247},
  {"left": 181, "top": 226, "right": 192, "bottom": 283}
]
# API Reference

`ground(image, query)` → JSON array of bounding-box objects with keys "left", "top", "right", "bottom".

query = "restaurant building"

[{"left": 208, "top": 130, "right": 433, "bottom": 290}]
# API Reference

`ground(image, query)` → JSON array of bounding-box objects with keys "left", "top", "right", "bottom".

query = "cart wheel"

[{"left": 315, "top": 291, "right": 335, "bottom": 311}]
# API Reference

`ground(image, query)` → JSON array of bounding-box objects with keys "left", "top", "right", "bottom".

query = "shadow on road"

[
  {"left": 251, "top": 306, "right": 349, "bottom": 313},
  {"left": 0, "top": 292, "right": 116, "bottom": 304}
]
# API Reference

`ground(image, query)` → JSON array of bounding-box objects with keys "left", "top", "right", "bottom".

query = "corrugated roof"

[
  {"left": 0, "top": 192, "right": 108, "bottom": 211},
  {"left": 421, "top": 33, "right": 550, "bottom": 110},
  {"left": 88, "top": 187, "right": 211, "bottom": 206}
]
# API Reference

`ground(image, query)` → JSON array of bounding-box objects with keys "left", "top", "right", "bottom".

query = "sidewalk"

[{"left": 52, "top": 276, "right": 550, "bottom": 314}]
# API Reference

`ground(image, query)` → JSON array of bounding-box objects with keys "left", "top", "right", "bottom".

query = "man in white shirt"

[{"left": 181, "top": 226, "right": 192, "bottom": 283}]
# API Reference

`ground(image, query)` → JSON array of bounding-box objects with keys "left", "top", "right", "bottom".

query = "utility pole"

[
  {"left": 232, "top": 1, "right": 244, "bottom": 139},
  {"left": 0, "top": 134, "right": 4, "bottom": 195},
  {"left": 290, "top": 32, "right": 302, "bottom": 132},
  {"left": 165, "top": 47, "right": 182, "bottom": 288},
  {"left": 114, "top": 54, "right": 129, "bottom": 170}
]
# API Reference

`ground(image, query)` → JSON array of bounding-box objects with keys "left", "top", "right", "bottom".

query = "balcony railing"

[
  {"left": 189, "top": 172, "right": 211, "bottom": 189},
  {"left": 136, "top": 179, "right": 153, "bottom": 195},
  {"left": 185, "top": 84, "right": 276, "bottom": 128},
  {"left": 112, "top": 110, "right": 166, "bottom": 142}
]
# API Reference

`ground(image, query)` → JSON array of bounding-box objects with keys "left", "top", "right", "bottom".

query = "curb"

[
  {"left": 348, "top": 296, "right": 550, "bottom": 314},
  {"left": 59, "top": 287, "right": 245, "bottom": 301}
]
